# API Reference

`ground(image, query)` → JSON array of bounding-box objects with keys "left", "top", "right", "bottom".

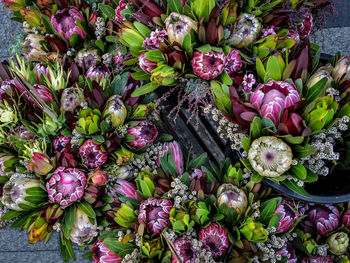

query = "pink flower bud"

[
  {"left": 28, "top": 152, "right": 54, "bottom": 176},
  {"left": 88, "top": 169, "right": 109, "bottom": 186}
]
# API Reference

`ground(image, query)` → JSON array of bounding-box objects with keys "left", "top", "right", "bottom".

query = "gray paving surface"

[{"left": 0, "top": 0, "right": 350, "bottom": 262}]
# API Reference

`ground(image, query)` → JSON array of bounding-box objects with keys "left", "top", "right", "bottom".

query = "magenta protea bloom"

[
  {"left": 139, "top": 53, "right": 157, "bottom": 74},
  {"left": 53, "top": 135, "right": 72, "bottom": 153},
  {"left": 51, "top": 7, "right": 87, "bottom": 41},
  {"left": 225, "top": 49, "right": 243, "bottom": 75},
  {"left": 191, "top": 51, "right": 227, "bottom": 80},
  {"left": 250, "top": 80, "right": 300, "bottom": 124},
  {"left": 35, "top": 63, "right": 50, "bottom": 82},
  {"left": 46, "top": 167, "right": 86, "bottom": 206},
  {"left": 126, "top": 120, "right": 158, "bottom": 149},
  {"left": 115, "top": 0, "right": 127, "bottom": 24},
  {"left": 171, "top": 237, "right": 197, "bottom": 263},
  {"left": 198, "top": 223, "right": 230, "bottom": 258},
  {"left": 342, "top": 210, "right": 350, "bottom": 229},
  {"left": 85, "top": 65, "right": 111, "bottom": 83},
  {"left": 301, "top": 256, "right": 334, "bottom": 263},
  {"left": 138, "top": 197, "right": 173, "bottom": 235},
  {"left": 111, "top": 179, "right": 142, "bottom": 205},
  {"left": 91, "top": 240, "right": 122, "bottom": 263},
  {"left": 275, "top": 243, "right": 297, "bottom": 263},
  {"left": 79, "top": 139, "right": 108, "bottom": 168},
  {"left": 274, "top": 200, "right": 299, "bottom": 233},
  {"left": 297, "top": 12, "right": 313, "bottom": 39},
  {"left": 304, "top": 204, "right": 340, "bottom": 236},
  {"left": 156, "top": 141, "right": 184, "bottom": 175},
  {"left": 33, "top": 84, "right": 55, "bottom": 102}
]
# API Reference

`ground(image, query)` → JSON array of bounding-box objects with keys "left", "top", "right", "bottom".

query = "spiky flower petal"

[
  {"left": 198, "top": 223, "right": 230, "bottom": 258},
  {"left": 70, "top": 208, "right": 97, "bottom": 246},
  {"left": 225, "top": 49, "right": 243, "bottom": 75},
  {"left": 191, "top": 51, "right": 227, "bottom": 80},
  {"left": 216, "top": 184, "right": 248, "bottom": 215},
  {"left": 171, "top": 237, "right": 197, "bottom": 263},
  {"left": 274, "top": 200, "right": 299, "bottom": 233},
  {"left": 79, "top": 139, "right": 108, "bottom": 168},
  {"left": 126, "top": 120, "right": 158, "bottom": 149},
  {"left": 92, "top": 240, "right": 122, "bottom": 263},
  {"left": 102, "top": 95, "right": 127, "bottom": 128}
]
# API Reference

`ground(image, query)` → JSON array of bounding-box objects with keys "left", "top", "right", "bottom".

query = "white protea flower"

[
  {"left": 248, "top": 136, "right": 293, "bottom": 177},
  {"left": 70, "top": 208, "right": 97, "bottom": 246}
]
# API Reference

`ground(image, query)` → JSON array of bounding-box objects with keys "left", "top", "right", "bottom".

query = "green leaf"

[
  {"left": 70, "top": 33, "right": 83, "bottom": 48},
  {"left": 306, "top": 77, "right": 328, "bottom": 102},
  {"left": 259, "top": 197, "right": 281, "bottom": 225},
  {"left": 250, "top": 117, "right": 263, "bottom": 139},
  {"left": 220, "top": 70, "right": 233, "bottom": 85},
  {"left": 196, "top": 44, "right": 212, "bottom": 53},
  {"left": 1, "top": 210, "right": 22, "bottom": 220},
  {"left": 188, "top": 153, "right": 207, "bottom": 170},
  {"left": 282, "top": 180, "right": 311, "bottom": 197},
  {"left": 144, "top": 50, "right": 164, "bottom": 62},
  {"left": 183, "top": 34, "right": 192, "bottom": 56},
  {"left": 26, "top": 187, "right": 47, "bottom": 197},
  {"left": 266, "top": 56, "right": 282, "bottom": 81},
  {"left": 110, "top": 72, "right": 131, "bottom": 95},
  {"left": 241, "top": 137, "right": 251, "bottom": 152},
  {"left": 293, "top": 144, "right": 316, "bottom": 159},
  {"left": 95, "top": 39, "right": 105, "bottom": 52},
  {"left": 133, "top": 22, "right": 151, "bottom": 38},
  {"left": 98, "top": 3, "right": 115, "bottom": 20},
  {"left": 41, "top": 15, "right": 56, "bottom": 35},
  {"left": 304, "top": 169, "right": 318, "bottom": 183},
  {"left": 131, "top": 71, "right": 151, "bottom": 81},
  {"left": 104, "top": 238, "right": 137, "bottom": 258},
  {"left": 77, "top": 200, "right": 96, "bottom": 218},
  {"left": 62, "top": 205, "right": 76, "bottom": 239},
  {"left": 290, "top": 164, "right": 307, "bottom": 180},
  {"left": 168, "top": 0, "right": 184, "bottom": 13},
  {"left": 251, "top": 173, "right": 263, "bottom": 183},
  {"left": 131, "top": 83, "right": 159, "bottom": 97}
]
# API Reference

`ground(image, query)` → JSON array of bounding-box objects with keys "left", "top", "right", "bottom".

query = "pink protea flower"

[
  {"left": 156, "top": 141, "right": 184, "bottom": 175},
  {"left": 33, "top": 84, "right": 55, "bottom": 102},
  {"left": 126, "top": 120, "right": 158, "bottom": 149},
  {"left": 51, "top": 7, "right": 87, "bottom": 41},
  {"left": 225, "top": 49, "right": 243, "bottom": 75},
  {"left": 301, "top": 256, "right": 334, "bottom": 263},
  {"left": 139, "top": 53, "right": 157, "bottom": 74},
  {"left": 79, "top": 139, "right": 108, "bottom": 168},
  {"left": 111, "top": 179, "right": 142, "bottom": 204},
  {"left": 138, "top": 197, "right": 173, "bottom": 235},
  {"left": 115, "top": 0, "right": 127, "bottom": 24},
  {"left": 53, "top": 135, "right": 72, "bottom": 153},
  {"left": 91, "top": 240, "right": 122, "bottom": 263},
  {"left": 191, "top": 51, "right": 227, "bottom": 80},
  {"left": 198, "top": 223, "right": 230, "bottom": 258},
  {"left": 35, "top": 63, "right": 50, "bottom": 82},
  {"left": 275, "top": 242, "right": 297, "bottom": 263},
  {"left": 274, "top": 200, "right": 299, "bottom": 233},
  {"left": 342, "top": 210, "right": 350, "bottom": 229},
  {"left": 85, "top": 65, "right": 111, "bottom": 83},
  {"left": 297, "top": 12, "right": 313, "bottom": 39},
  {"left": 250, "top": 80, "right": 300, "bottom": 124},
  {"left": 171, "top": 237, "right": 197, "bottom": 263},
  {"left": 46, "top": 167, "right": 86, "bottom": 206}
]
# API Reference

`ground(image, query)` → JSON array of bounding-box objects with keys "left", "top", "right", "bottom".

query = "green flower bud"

[{"left": 327, "top": 232, "right": 349, "bottom": 255}]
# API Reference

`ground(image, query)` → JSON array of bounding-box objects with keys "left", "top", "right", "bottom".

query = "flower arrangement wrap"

[{"left": 1, "top": 0, "right": 350, "bottom": 262}]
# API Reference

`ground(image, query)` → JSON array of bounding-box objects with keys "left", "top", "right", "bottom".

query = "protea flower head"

[
  {"left": 327, "top": 232, "right": 349, "bottom": 255},
  {"left": 86, "top": 65, "right": 111, "bottom": 83},
  {"left": 138, "top": 197, "right": 173, "bottom": 235},
  {"left": 60, "top": 87, "right": 84, "bottom": 112},
  {"left": 102, "top": 95, "right": 127, "bottom": 128},
  {"left": 22, "top": 34, "right": 47, "bottom": 61},
  {"left": 165, "top": 12, "right": 198, "bottom": 47},
  {"left": 70, "top": 207, "right": 97, "bottom": 246},
  {"left": 91, "top": 240, "right": 122, "bottom": 263},
  {"left": 342, "top": 210, "right": 350, "bottom": 229},
  {"left": 51, "top": 7, "right": 87, "bottom": 41},
  {"left": 275, "top": 242, "right": 297, "bottom": 263},
  {"left": 250, "top": 80, "right": 300, "bottom": 124},
  {"left": 225, "top": 49, "right": 243, "bottom": 75},
  {"left": 139, "top": 53, "right": 158, "bottom": 74},
  {"left": 248, "top": 136, "right": 293, "bottom": 178},
  {"left": 304, "top": 204, "right": 340, "bottom": 236},
  {"left": 2, "top": 174, "right": 44, "bottom": 211},
  {"left": 75, "top": 48, "right": 101, "bottom": 69},
  {"left": 191, "top": 51, "right": 227, "bottom": 80},
  {"left": 53, "top": 135, "right": 72, "bottom": 153},
  {"left": 216, "top": 184, "right": 248, "bottom": 215},
  {"left": 228, "top": 13, "right": 262, "bottom": 48},
  {"left": 297, "top": 12, "right": 313, "bottom": 39},
  {"left": 301, "top": 256, "right": 334, "bottom": 263},
  {"left": 79, "top": 139, "right": 108, "bottom": 168},
  {"left": 27, "top": 152, "right": 54, "bottom": 176},
  {"left": 274, "top": 200, "right": 299, "bottom": 233},
  {"left": 157, "top": 141, "right": 184, "bottom": 176},
  {"left": 306, "top": 65, "right": 333, "bottom": 90},
  {"left": 88, "top": 169, "right": 109, "bottom": 186},
  {"left": 46, "top": 167, "right": 86, "bottom": 206},
  {"left": 171, "top": 237, "right": 197, "bottom": 263},
  {"left": 109, "top": 179, "right": 142, "bottom": 207},
  {"left": 198, "top": 222, "right": 230, "bottom": 258},
  {"left": 33, "top": 84, "right": 55, "bottom": 102},
  {"left": 332, "top": 56, "right": 350, "bottom": 84},
  {"left": 35, "top": 63, "right": 50, "bottom": 82},
  {"left": 126, "top": 120, "right": 158, "bottom": 149}
]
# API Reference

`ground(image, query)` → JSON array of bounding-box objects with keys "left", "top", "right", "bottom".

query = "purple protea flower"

[
  {"left": 171, "top": 237, "right": 197, "bottom": 263},
  {"left": 46, "top": 167, "right": 86, "bottom": 206},
  {"left": 274, "top": 200, "right": 299, "bottom": 233},
  {"left": 126, "top": 120, "right": 158, "bottom": 149},
  {"left": 33, "top": 84, "right": 55, "bottom": 102},
  {"left": 275, "top": 242, "right": 297, "bottom": 263},
  {"left": 301, "top": 256, "right": 334, "bottom": 263},
  {"left": 198, "top": 223, "right": 230, "bottom": 258},
  {"left": 53, "top": 135, "right": 72, "bottom": 153},
  {"left": 91, "top": 240, "right": 122, "bottom": 263},
  {"left": 51, "top": 7, "right": 87, "bottom": 41},
  {"left": 79, "top": 139, "right": 108, "bottom": 168},
  {"left": 60, "top": 87, "right": 84, "bottom": 112},
  {"left": 225, "top": 49, "right": 243, "bottom": 75},
  {"left": 85, "top": 65, "right": 111, "bottom": 83},
  {"left": 302, "top": 204, "right": 340, "bottom": 236},
  {"left": 156, "top": 141, "right": 184, "bottom": 175},
  {"left": 138, "top": 197, "right": 173, "bottom": 235},
  {"left": 139, "top": 53, "right": 157, "bottom": 74},
  {"left": 109, "top": 179, "right": 142, "bottom": 207},
  {"left": 35, "top": 63, "right": 50, "bottom": 82},
  {"left": 191, "top": 51, "right": 227, "bottom": 80},
  {"left": 250, "top": 80, "right": 300, "bottom": 124},
  {"left": 342, "top": 210, "right": 350, "bottom": 229}
]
